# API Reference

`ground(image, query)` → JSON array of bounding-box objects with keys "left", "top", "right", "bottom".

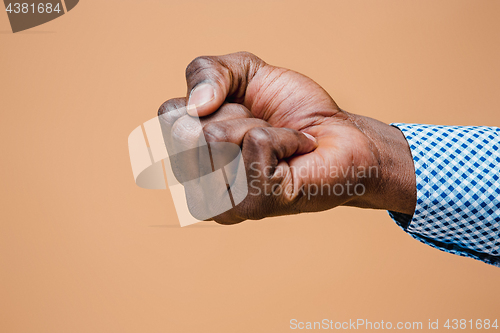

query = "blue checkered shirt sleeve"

[{"left": 388, "top": 123, "right": 500, "bottom": 267}]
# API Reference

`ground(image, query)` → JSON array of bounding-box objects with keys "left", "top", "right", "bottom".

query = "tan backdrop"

[{"left": 1, "top": 1, "right": 499, "bottom": 332}]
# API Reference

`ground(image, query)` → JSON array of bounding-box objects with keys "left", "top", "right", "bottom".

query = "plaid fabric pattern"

[{"left": 388, "top": 123, "right": 500, "bottom": 267}]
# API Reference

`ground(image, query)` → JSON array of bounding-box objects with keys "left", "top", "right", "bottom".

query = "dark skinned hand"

[{"left": 159, "top": 52, "right": 416, "bottom": 224}]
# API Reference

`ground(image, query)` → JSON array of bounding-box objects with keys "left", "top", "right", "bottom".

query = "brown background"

[{"left": 1, "top": 1, "right": 499, "bottom": 332}]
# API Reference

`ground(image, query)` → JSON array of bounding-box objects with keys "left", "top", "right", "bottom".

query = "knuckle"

[
  {"left": 185, "top": 56, "right": 216, "bottom": 78},
  {"left": 245, "top": 127, "right": 271, "bottom": 148},
  {"left": 158, "top": 98, "right": 186, "bottom": 124},
  {"left": 234, "top": 51, "right": 266, "bottom": 75},
  {"left": 158, "top": 99, "right": 175, "bottom": 116},
  {"left": 202, "top": 122, "right": 227, "bottom": 143}
]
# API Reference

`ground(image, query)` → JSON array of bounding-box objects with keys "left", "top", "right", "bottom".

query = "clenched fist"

[{"left": 159, "top": 52, "right": 416, "bottom": 224}]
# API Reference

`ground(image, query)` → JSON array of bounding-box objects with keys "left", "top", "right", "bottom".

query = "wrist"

[{"left": 346, "top": 113, "right": 417, "bottom": 215}]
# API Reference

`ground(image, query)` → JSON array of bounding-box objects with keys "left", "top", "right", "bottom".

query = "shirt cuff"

[{"left": 388, "top": 123, "right": 500, "bottom": 267}]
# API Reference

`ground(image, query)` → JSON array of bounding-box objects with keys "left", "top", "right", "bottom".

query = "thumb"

[
  {"left": 243, "top": 127, "right": 318, "bottom": 179},
  {"left": 185, "top": 52, "right": 265, "bottom": 117}
]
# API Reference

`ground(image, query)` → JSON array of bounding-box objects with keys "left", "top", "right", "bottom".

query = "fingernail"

[
  {"left": 188, "top": 83, "right": 215, "bottom": 111},
  {"left": 302, "top": 132, "right": 317, "bottom": 144}
]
